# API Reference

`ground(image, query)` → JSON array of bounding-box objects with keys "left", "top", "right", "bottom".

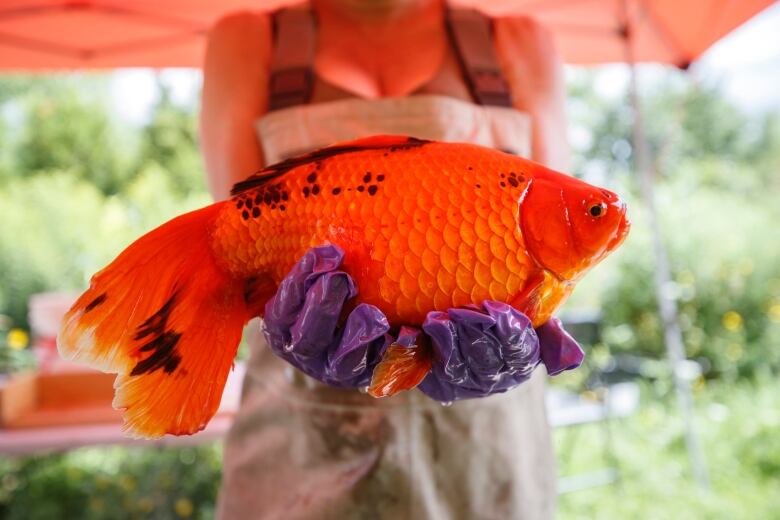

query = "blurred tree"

[
  {"left": 14, "top": 83, "right": 131, "bottom": 195},
  {"left": 0, "top": 75, "right": 207, "bottom": 330},
  {"left": 565, "top": 68, "right": 780, "bottom": 380},
  {"left": 135, "top": 77, "right": 206, "bottom": 195}
]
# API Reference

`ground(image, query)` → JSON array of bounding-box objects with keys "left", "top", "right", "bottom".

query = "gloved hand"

[
  {"left": 261, "top": 245, "right": 391, "bottom": 388},
  {"left": 262, "top": 245, "right": 584, "bottom": 399}
]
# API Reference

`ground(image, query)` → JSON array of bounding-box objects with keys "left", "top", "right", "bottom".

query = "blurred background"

[{"left": 0, "top": 1, "right": 779, "bottom": 519}]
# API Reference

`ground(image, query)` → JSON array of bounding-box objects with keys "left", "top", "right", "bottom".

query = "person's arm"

[
  {"left": 200, "top": 11, "right": 272, "bottom": 200},
  {"left": 493, "top": 16, "right": 570, "bottom": 172}
]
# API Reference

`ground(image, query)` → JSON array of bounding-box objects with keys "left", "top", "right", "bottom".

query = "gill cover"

[{"left": 520, "top": 172, "right": 629, "bottom": 282}]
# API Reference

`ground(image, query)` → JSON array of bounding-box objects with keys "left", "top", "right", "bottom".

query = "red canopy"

[{"left": 0, "top": 0, "right": 774, "bottom": 69}]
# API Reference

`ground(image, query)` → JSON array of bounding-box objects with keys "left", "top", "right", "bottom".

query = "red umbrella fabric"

[{"left": 0, "top": 0, "right": 774, "bottom": 69}]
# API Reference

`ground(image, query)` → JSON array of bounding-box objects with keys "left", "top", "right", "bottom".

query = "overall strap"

[
  {"left": 446, "top": 8, "right": 513, "bottom": 107},
  {"left": 268, "top": 6, "right": 316, "bottom": 111}
]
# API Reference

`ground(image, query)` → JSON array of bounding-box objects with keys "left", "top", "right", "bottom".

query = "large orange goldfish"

[{"left": 58, "top": 136, "right": 629, "bottom": 438}]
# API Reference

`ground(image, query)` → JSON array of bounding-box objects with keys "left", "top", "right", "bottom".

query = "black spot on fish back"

[{"left": 230, "top": 136, "right": 430, "bottom": 196}]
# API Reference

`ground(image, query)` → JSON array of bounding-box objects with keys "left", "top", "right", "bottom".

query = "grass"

[{"left": 555, "top": 376, "right": 780, "bottom": 519}]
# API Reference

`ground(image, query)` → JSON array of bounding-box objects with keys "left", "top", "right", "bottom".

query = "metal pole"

[{"left": 620, "top": 2, "right": 710, "bottom": 489}]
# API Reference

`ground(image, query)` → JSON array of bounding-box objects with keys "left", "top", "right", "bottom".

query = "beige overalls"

[{"left": 217, "top": 6, "right": 556, "bottom": 519}]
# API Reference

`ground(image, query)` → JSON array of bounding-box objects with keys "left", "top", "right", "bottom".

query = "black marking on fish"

[
  {"left": 132, "top": 292, "right": 182, "bottom": 375},
  {"left": 131, "top": 331, "right": 182, "bottom": 375},
  {"left": 230, "top": 137, "right": 430, "bottom": 195},
  {"left": 84, "top": 293, "right": 107, "bottom": 313}
]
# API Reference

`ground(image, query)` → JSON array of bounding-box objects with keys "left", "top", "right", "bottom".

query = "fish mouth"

[{"left": 606, "top": 204, "right": 631, "bottom": 253}]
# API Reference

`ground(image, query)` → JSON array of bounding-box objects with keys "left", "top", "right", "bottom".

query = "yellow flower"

[
  {"left": 89, "top": 498, "right": 105, "bottom": 513},
  {"left": 677, "top": 270, "right": 695, "bottom": 287},
  {"left": 692, "top": 375, "right": 706, "bottom": 393},
  {"left": 726, "top": 343, "right": 744, "bottom": 362},
  {"left": 6, "top": 329, "right": 28, "bottom": 350},
  {"left": 94, "top": 474, "right": 110, "bottom": 491},
  {"left": 769, "top": 304, "right": 780, "bottom": 323},
  {"left": 175, "top": 498, "right": 194, "bottom": 518},
  {"left": 722, "top": 311, "right": 743, "bottom": 332},
  {"left": 737, "top": 258, "right": 754, "bottom": 276},
  {"left": 119, "top": 474, "right": 137, "bottom": 492},
  {"left": 138, "top": 496, "right": 155, "bottom": 513}
]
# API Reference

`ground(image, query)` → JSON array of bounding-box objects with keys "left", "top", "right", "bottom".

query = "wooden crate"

[{"left": 0, "top": 369, "right": 119, "bottom": 429}]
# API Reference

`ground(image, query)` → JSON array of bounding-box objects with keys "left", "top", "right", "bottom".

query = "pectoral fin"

[{"left": 368, "top": 338, "right": 432, "bottom": 398}]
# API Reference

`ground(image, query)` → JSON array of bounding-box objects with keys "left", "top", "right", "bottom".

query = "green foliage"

[
  {"left": 556, "top": 377, "right": 780, "bottom": 519},
  {"left": 0, "top": 75, "right": 208, "bottom": 330},
  {"left": 7, "top": 77, "right": 131, "bottom": 194},
  {"left": 563, "top": 69, "right": 780, "bottom": 380},
  {"left": 1, "top": 380, "right": 777, "bottom": 519},
  {"left": 135, "top": 82, "right": 206, "bottom": 195},
  {"left": 583, "top": 177, "right": 780, "bottom": 381},
  {"left": 0, "top": 445, "right": 222, "bottom": 519}
]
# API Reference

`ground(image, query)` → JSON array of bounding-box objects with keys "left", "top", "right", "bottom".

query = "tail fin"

[{"left": 58, "top": 203, "right": 249, "bottom": 438}]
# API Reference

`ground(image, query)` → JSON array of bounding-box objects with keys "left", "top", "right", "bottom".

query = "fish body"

[
  {"left": 58, "top": 136, "right": 629, "bottom": 438},
  {"left": 213, "top": 136, "right": 626, "bottom": 326}
]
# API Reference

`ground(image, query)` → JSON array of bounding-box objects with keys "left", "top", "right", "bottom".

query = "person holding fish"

[{"left": 57, "top": 0, "right": 628, "bottom": 519}]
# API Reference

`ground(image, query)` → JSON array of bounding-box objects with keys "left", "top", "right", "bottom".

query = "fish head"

[{"left": 519, "top": 170, "right": 630, "bottom": 282}]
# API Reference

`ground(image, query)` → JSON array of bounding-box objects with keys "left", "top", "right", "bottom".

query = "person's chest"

[{"left": 310, "top": 11, "right": 473, "bottom": 102}]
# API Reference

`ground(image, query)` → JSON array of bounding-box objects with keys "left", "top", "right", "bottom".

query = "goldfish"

[{"left": 58, "top": 136, "right": 629, "bottom": 438}]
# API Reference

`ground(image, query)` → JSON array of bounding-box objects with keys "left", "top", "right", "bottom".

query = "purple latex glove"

[
  {"left": 262, "top": 245, "right": 584, "bottom": 398},
  {"left": 416, "top": 302, "right": 541, "bottom": 401},
  {"left": 536, "top": 317, "right": 585, "bottom": 376}
]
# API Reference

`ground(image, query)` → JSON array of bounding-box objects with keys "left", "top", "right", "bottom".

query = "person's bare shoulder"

[
  {"left": 203, "top": 10, "right": 273, "bottom": 107},
  {"left": 208, "top": 10, "right": 271, "bottom": 58},
  {"left": 201, "top": 11, "right": 273, "bottom": 198},
  {"left": 493, "top": 15, "right": 563, "bottom": 95},
  {"left": 493, "top": 14, "right": 557, "bottom": 53}
]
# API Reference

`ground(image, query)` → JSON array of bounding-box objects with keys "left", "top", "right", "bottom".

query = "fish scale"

[{"left": 211, "top": 139, "right": 540, "bottom": 325}]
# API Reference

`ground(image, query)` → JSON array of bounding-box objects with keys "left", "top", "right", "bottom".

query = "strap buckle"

[
  {"left": 471, "top": 68, "right": 512, "bottom": 107},
  {"left": 269, "top": 67, "right": 313, "bottom": 111}
]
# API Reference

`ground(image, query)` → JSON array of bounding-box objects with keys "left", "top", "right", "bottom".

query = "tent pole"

[{"left": 621, "top": 3, "right": 710, "bottom": 489}]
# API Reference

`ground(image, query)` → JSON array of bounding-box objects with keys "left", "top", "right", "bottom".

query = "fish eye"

[{"left": 589, "top": 203, "right": 607, "bottom": 218}]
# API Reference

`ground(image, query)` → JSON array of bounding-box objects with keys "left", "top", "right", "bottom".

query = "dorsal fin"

[{"left": 230, "top": 135, "right": 430, "bottom": 196}]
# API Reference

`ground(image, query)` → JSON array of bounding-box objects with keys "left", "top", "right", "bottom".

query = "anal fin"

[{"left": 368, "top": 337, "right": 432, "bottom": 398}]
